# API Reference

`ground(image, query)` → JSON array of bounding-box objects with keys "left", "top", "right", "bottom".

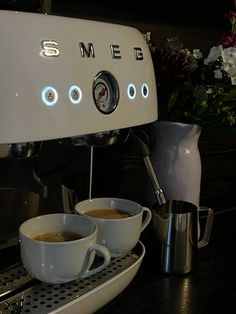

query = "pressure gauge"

[{"left": 93, "top": 71, "right": 119, "bottom": 114}]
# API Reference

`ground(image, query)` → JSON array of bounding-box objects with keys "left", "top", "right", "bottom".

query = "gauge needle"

[{"left": 96, "top": 86, "right": 107, "bottom": 103}]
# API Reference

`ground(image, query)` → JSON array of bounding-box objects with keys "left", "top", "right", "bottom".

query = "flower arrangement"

[{"left": 145, "top": 12, "right": 236, "bottom": 129}]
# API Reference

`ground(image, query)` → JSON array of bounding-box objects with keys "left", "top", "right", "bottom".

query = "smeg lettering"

[{"left": 41, "top": 40, "right": 144, "bottom": 61}]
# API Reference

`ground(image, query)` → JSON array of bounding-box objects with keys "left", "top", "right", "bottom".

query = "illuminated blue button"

[
  {"left": 41, "top": 86, "right": 58, "bottom": 106},
  {"left": 127, "top": 83, "right": 136, "bottom": 100},
  {"left": 68, "top": 85, "right": 82, "bottom": 104},
  {"left": 141, "top": 83, "right": 149, "bottom": 98}
]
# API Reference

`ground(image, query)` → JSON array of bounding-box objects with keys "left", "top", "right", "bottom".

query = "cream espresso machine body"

[{"left": 0, "top": 10, "right": 157, "bottom": 314}]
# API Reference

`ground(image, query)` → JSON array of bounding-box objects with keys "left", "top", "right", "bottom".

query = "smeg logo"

[{"left": 41, "top": 40, "right": 144, "bottom": 61}]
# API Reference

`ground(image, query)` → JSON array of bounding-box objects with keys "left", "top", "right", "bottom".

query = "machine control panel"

[{"left": 0, "top": 10, "right": 157, "bottom": 143}]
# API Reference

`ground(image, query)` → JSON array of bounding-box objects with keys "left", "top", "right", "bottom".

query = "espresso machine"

[{"left": 0, "top": 9, "right": 157, "bottom": 313}]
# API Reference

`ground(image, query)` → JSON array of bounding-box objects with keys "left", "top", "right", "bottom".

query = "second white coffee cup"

[
  {"left": 19, "top": 213, "right": 111, "bottom": 284},
  {"left": 74, "top": 197, "right": 152, "bottom": 257}
]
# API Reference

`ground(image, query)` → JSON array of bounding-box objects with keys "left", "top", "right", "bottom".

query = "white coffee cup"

[
  {"left": 19, "top": 213, "right": 111, "bottom": 284},
  {"left": 74, "top": 197, "right": 152, "bottom": 257}
]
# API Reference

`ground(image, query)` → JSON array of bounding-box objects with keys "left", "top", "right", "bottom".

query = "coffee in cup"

[
  {"left": 19, "top": 213, "right": 111, "bottom": 284},
  {"left": 85, "top": 208, "right": 133, "bottom": 219},
  {"left": 33, "top": 231, "right": 83, "bottom": 242},
  {"left": 74, "top": 197, "right": 152, "bottom": 257}
]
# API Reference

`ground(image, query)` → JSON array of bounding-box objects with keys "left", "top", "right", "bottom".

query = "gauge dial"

[{"left": 93, "top": 71, "right": 119, "bottom": 114}]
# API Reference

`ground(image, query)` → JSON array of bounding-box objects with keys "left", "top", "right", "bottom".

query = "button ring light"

[
  {"left": 41, "top": 86, "right": 58, "bottom": 107},
  {"left": 68, "top": 85, "right": 82, "bottom": 104},
  {"left": 127, "top": 83, "right": 136, "bottom": 100}
]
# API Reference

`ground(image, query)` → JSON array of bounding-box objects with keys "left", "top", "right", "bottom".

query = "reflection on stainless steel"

[
  {"left": 131, "top": 131, "right": 166, "bottom": 206},
  {"left": 154, "top": 201, "right": 214, "bottom": 274},
  {"left": 31, "top": 160, "right": 48, "bottom": 198},
  {"left": 143, "top": 155, "right": 167, "bottom": 206},
  {"left": 0, "top": 188, "right": 39, "bottom": 246},
  {"left": 0, "top": 263, "right": 35, "bottom": 301},
  {"left": 61, "top": 183, "right": 79, "bottom": 213},
  {"left": 59, "top": 128, "right": 131, "bottom": 147},
  {"left": 0, "top": 142, "right": 43, "bottom": 159}
]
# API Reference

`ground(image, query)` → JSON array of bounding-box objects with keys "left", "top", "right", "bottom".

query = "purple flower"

[
  {"left": 223, "top": 11, "right": 236, "bottom": 20},
  {"left": 220, "top": 31, "right": 236, "bottom": 48}
]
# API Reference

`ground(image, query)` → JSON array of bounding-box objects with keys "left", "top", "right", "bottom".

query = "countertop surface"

[{"left": 96, "top": 207, "right": 236, "bottom": 314}]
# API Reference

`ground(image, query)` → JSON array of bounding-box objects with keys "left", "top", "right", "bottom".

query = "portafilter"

[
  {"left": 0, "top": 142, "right": 43, "bottom": 159},
  {"left": 58, "top": 128, "right": 131, "bottom": 147}
]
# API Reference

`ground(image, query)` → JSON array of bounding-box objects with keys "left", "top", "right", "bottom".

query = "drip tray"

[{"left": 0, "top": 241, "right": 145, "bottom": 314}]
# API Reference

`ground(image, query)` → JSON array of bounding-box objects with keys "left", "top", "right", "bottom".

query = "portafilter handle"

[{"left": 132, "top": 131, "right": 167, "bottom": 206}]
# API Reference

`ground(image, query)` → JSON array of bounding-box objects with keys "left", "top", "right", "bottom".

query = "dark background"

[
  {"left": 1, "top": 0, "right": 232, "bottom": 28},
  {"left": 54, "top": 0, "right": 234, "bottom": 28},
  {"left": 0, "top": 0, "right": 235, "bottom": 29}
]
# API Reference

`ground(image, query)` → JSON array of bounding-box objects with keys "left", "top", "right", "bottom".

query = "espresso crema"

[
  {"left": 85, "top": 209, "right": 133, "bottom": 219},
  {"left": 33, "top": 231, "right": 83, "bottom": 242}
]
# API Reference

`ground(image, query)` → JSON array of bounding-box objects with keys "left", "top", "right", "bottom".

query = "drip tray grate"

[
  {"left": 0, "top": 263, "right": 35, "bottom": 300},
  {"left": 0, "top": 245, "right": 142, "bottom": 314}
]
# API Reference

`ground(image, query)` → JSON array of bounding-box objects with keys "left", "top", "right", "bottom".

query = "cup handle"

[
  {"left": 141, "top": 207, "right": 152, "bottom": 232},
  {"left": 198, "top": 207, "right": 214, "bottom": 249},
  {"left": 80, "top": 243, "right": 111, "bottom": 278}
]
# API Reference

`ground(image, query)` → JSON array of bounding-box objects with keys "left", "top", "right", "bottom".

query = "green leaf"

[
  {"left": 167, "top": 86, "right": 180, "bottom": 111},
  {"left": 166, "top": 37, "right": 183, "bottom": 51}
]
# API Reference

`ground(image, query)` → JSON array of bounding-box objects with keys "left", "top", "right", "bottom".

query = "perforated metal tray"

[{"left": 0, "top": 241, "right": 145, "bottom": 314}]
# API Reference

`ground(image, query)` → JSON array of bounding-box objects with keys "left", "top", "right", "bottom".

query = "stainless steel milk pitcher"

[{"left": 153, "top": 200, "right": 214, "bottom": 274}]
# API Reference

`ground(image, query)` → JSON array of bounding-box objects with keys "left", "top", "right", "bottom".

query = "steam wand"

[{"left": 131, "top": 130, "right": 167, "bottom": 206}]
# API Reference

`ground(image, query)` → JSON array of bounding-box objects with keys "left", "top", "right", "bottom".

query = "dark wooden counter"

[{"left": 97, "top": 207, "right": 236, "bottom": 314}]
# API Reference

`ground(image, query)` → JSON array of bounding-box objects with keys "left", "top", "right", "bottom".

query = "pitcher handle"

[
  {"left": 198, "top": 207, "right": 214, "bottom": 249},
  {"left": 141, "top": 207, "right": 152, "bottom": 232}
]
